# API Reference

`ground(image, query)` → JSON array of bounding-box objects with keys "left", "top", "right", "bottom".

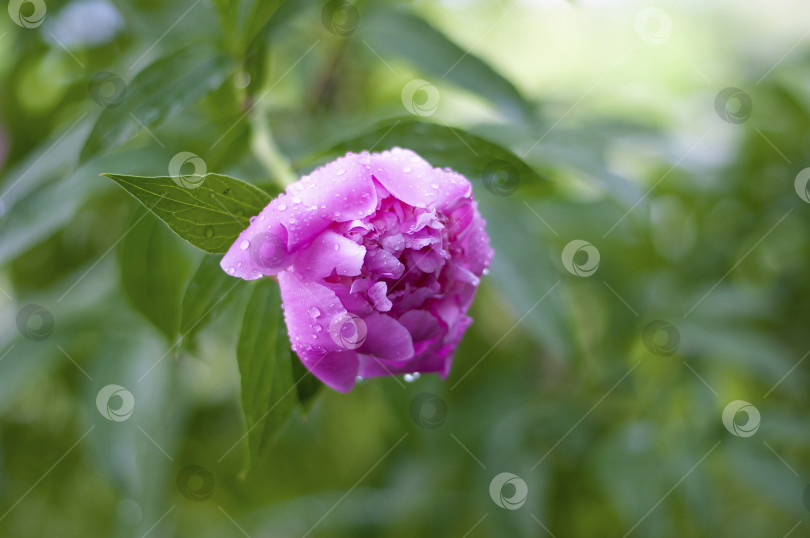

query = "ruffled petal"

[
  {"left": 221, "top": 152, "right": 377, "bottom": 280},
  {"left": 357, "top": 313, "right": 414, "bottom": 362},
  {"left": 371, "top": 147, "right": 471, "bottom": 210},
  {"left": 294, "top": 230, "right": 366, "bottom": 279}
]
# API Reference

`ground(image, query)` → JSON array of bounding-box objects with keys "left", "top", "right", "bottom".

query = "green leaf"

[
  {"left": 290, "top": 350, "right": 323, "bottom": 411},
  {"left": 81, "top": 47, "right": 234, "bottom": 160},
  {"left": 318, "top": 119, "right": 548, "bottom": 192},
  {"left": 237, "top": 279, "right": 297, "bottom": 466},
  {"left": 119, "top": 208, "right": 196, "bottom": 342},
  {"left": 180, "top": 254, "right": 242, "bottom": 351},
  {"left": 101, "top": 173, "right": 273, "bottom": 253},
  {"left": 360, "top": 9, "right": 533, "bottom": 120}
]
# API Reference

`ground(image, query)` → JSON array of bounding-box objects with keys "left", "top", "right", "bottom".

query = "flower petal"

[
  {"left": 357, "top": 312, "right": 414, "bottom": 362},
  {"left": 221, "top": 152, "right": 377, "bottom": 280},
  {"left": 371, "top": 147, "right": 471, "bottom": 210},
  {"left": 294, "top": 230, "right": 366, "bottom": 279}
]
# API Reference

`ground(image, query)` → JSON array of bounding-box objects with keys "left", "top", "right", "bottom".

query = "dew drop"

[
  {"left": 431, "top": 183, "right": 439, "bottom": 189},
  {"left": 403, "top": 167, "right": 412, "bottom": 173},
  {"left": 239, "top": 240, "right": 250, "bottom": 250},
  {"left": 336, "top": 169, "right": 346, "bottom": 176},
  {"left": 204, "top": 226, "right": 214, "bottom": 238},
  {"left": 308, "top": 306, "right": 321, "bottom": 318},
  {"left": 227, "top": 267, "right": 235, "bottom": 275},
  {"left": 404, "top": 372, "right": 421, "bottom": 382},
  {"left": 278, "top": 204, "right": 287, "bottom": 211}
]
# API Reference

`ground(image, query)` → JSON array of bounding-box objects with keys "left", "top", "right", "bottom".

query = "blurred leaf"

[
  {"left": 101, "top": 173, "right": 272, "bottom": 253},
  {"left": 180, "top": 254, "right": 241, "bottom": 351},
  {"left": 360, "top": 8, "right": 533, "bottom": 119},
  {"left": 0, "top": 146, "right": 160, "bottom": 266},
  {"left": 317, "top": 119, "right": 548, "bottom": 191},
  {"left": 290, "top": 350, "right": 323, "bottom": 411},
  {"left": 81, "top": 47, "right": 234, "bottom": 160},
  {"left": 119, "top": 208, "right": 196, "bottom": 342},
  {"left": 237, "top": 279, "right": 297, "bottom": 467}
]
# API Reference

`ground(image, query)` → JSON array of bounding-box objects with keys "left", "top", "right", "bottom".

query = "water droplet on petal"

[
  {"left": 278, "top": 204, "right": 287, "bottom": 211},
  {"left": 403, "top": 167, "right": 411, "bottom": 173},
  {"left": 404, "top": 372, "right": 421, "bottom": 382},
  {"left": 240, "top": 240, "right": 250, "bottom": 250},
  {"left": 227, "top": 267, "right": 235, "bottom": 275},
  {"left": 336, "top": 169, "right": 346, "bottom": 176},
  {"left": 308, "top": 306, "right": 321, "bottom": 318}
]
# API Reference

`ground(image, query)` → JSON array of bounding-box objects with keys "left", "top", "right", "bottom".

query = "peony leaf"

[
  {"left": 180, "top": 254, "right": 242, "bottom": 351},
  {"left": 101, "top": 173, "right": 272, "bottom": 253},
  {"left": 360, "top": 9, "right": 534, "bottom": 120},
  {"left": 81, "top": 47, "right": 234, "bottom": 161},
  {"left": 320, "top": 119, "right": 549, "bottom": 194},
  {"left": 237, "top": 279, "right": 297, "bottom": 466},
  {"left": 119, "top": 208, "right": 196, "bottom": 342}
]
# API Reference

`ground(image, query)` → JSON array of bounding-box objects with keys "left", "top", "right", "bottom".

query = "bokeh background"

[{"left": 2, "top": 0, "right": 810, "bottom": 536}]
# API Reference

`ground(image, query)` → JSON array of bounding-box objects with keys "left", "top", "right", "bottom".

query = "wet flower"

[{"left": 221, "top": 148, "right": 493, "bottom": 392}]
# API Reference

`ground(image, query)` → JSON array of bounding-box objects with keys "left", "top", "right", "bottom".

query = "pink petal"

[
  {"left": 294, "top": 230, "right": 366, "bottom": 279},
  {"left": 357, "top": 313, "right": 414, "bottom": 362},
  {"left": 371, "top": 147, "right": 472, "bottom": 210},
  {"left": 221, "top": 152, "right": 377, "bottom": 280}
]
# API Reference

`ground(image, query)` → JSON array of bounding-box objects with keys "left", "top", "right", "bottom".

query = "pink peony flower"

[{"left": 221, "top": 148, "right": 493, "bottom": 392}]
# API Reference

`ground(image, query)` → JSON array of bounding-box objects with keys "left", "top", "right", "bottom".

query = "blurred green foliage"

[{"left": 1, "top": 0, "right": 810, "bottom": 537}]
